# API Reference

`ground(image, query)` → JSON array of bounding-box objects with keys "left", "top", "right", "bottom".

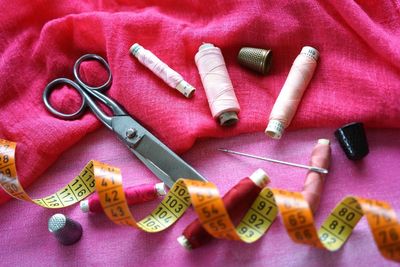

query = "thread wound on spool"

[
  {"left": 265, "top": 46, "right": 319, "bottom": 139},
  {"left": 195, "top": 43, "right": 240, "bottom": 126},
  {"left": 129, "top": 43, "right": 196, "bottom": 98},
  {"left": 301, "top": 139, "right": 331, "bottom": 213}
]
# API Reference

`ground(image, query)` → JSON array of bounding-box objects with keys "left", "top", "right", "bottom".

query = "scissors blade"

[
  {"left": 132, "top": 148, "right": 180, "bottom": 188},
  {"left": 131, "top": 134, "right": 206, "bottom": 188},
  {"left": 111, "top": 116, "right": 207, "bottom": 188}
]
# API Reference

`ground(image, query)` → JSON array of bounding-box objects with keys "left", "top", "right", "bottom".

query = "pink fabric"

[
  {"left": 0, "top": 128, "right": 399, "bottom": 266},
  {"left": 0, "top": 2, "right": 399, "bottom": 205}
]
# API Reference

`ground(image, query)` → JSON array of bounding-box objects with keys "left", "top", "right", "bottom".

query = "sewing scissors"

[{"left": 43, "top": 54, "right": 207, "bottom": 188}]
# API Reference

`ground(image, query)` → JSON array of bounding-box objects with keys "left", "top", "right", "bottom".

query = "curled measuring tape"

[
  {"left": 0, "top": 139, "right": 399, "bottom": 262},
  {"left": 0, "top": 139, "right": 95, "bottom": 207}
]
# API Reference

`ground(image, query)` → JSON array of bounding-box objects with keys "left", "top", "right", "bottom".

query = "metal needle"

[{"left": 218, "top": 148, "right": 328, "bottom": 174}]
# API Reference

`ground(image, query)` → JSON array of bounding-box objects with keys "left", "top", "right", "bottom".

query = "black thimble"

[
  {"left": 48, "top": 214, "right": 82, "bottom": 245},
  {"left": 335, "top": 122, "right": 369, "bottom": 160},
  {"left": 237, "top": 47, "right": 272, "bottom": 75}
]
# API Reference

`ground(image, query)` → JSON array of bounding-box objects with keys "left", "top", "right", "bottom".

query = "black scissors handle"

[{"left": 43, "top": 54, "right": 125, "bottom": 128}]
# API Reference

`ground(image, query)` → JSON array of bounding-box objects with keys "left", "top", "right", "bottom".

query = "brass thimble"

[{"left": 237, "top": 47, "right": 272, "bottom": 75}]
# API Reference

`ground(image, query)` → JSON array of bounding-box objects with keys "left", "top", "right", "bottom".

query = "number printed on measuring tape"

[
  {"left": 0, "top": 139, "right": 399, "bottom": 263},
  {"left": 0, "top": 139, "right": 95, "bottom": 208}
]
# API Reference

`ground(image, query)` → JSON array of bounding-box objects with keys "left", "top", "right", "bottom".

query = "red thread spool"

[
  {"left": 178, "top": 169, "right": 270, "bottom": 249},
  {"left": 80, "top": 183, "right": 166, "bottom": 213}
]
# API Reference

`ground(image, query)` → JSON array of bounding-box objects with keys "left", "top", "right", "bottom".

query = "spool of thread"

[
  {"left": 265, "top": 46, "right": 319, "bottom": 139},
  {"left": 130, "top": 43, "right": 196, "bottom": 98},
  {"left": 177, "top": 169, "right": 270, "bottom": 250},
  {"left": 195, "top": 43, "right": 240, "bottom": 126},
  {"left": 80, "top": 182, "right": 166, "bottom": 213},
  {"left": 301, "top": 139, "right": 331, "bottom": 213}
]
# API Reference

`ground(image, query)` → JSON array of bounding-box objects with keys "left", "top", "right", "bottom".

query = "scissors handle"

[
  {"left": 43, "top": 78, "right": 88, "bottom": 120},
  {"left": 73, "top": 54, "right": 112, "bottom": 91},
  {"left": 43, "top": 54, "right": 126, "bottom": 127}
]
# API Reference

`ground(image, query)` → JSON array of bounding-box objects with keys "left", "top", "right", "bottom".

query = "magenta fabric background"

[
  {"left": 0, "top": 128, "right": 399, "bottom": 266},
  {"left": 1, "top": 0, "right": 400, "bottom": 205},
  {"left": 1, "top": 1, "right": 400, "bottom": 266}
]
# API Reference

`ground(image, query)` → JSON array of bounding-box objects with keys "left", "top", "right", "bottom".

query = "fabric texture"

[
  {"left": 0, "top": 1, "right": 399, "bottom": 204},
  {"left": 0, "top": 128, "right": 399, "bottom": 266}
]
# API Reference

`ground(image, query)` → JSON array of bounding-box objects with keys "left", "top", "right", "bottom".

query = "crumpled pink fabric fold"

[{"left": 0, "top": 0, "right": 399, "bottom": 205}]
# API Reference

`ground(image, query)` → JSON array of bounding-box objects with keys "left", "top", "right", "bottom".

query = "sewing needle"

[{"left": 218, "top": 148, "right": 328, "bottom": 174}]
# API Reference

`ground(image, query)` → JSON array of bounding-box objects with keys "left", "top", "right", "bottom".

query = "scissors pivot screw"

[{"left": 126, "top": 128, "right": 137, "bottom": 139}]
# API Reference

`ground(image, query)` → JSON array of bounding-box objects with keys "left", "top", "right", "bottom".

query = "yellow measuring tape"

[{"left": 0, "top": 139, "right": 399, "bottom": 262}]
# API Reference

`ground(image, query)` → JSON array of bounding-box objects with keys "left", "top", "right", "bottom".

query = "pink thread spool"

[
  {"left": 195, "top": 43, "right": 240, "bottom": 126},
  {"left": 80, "top": 182, "right": 166, "bottom": 213},
  {"left": 265, "top": 46, "right": 319, "bottom": 139},
  {"left": 130, "top": 43, "right": 196, "bottom": 98},
  {"left": 301, "top": 139, "right": 331, "bottom": 213}
]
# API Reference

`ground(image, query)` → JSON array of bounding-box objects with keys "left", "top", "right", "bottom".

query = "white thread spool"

[
  {"left": 130, "top": 43, "right": 196, "bottom": 98},
  {"left": 265, "top": 46, "right": 319, "bottom": 139},
  {"left": 195, "top": 43, "right": 240, "bottom": 126}
]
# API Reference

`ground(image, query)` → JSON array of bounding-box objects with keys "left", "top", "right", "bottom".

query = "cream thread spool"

[
  {"left": 195, "top": 43, "right": 240, "bottom": 126},
  {"left": 265, "top": 46, "right": 319, "bottom": 139},
  {"left": 130, "top": 43, "right": 196, "bottom": 98}
]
